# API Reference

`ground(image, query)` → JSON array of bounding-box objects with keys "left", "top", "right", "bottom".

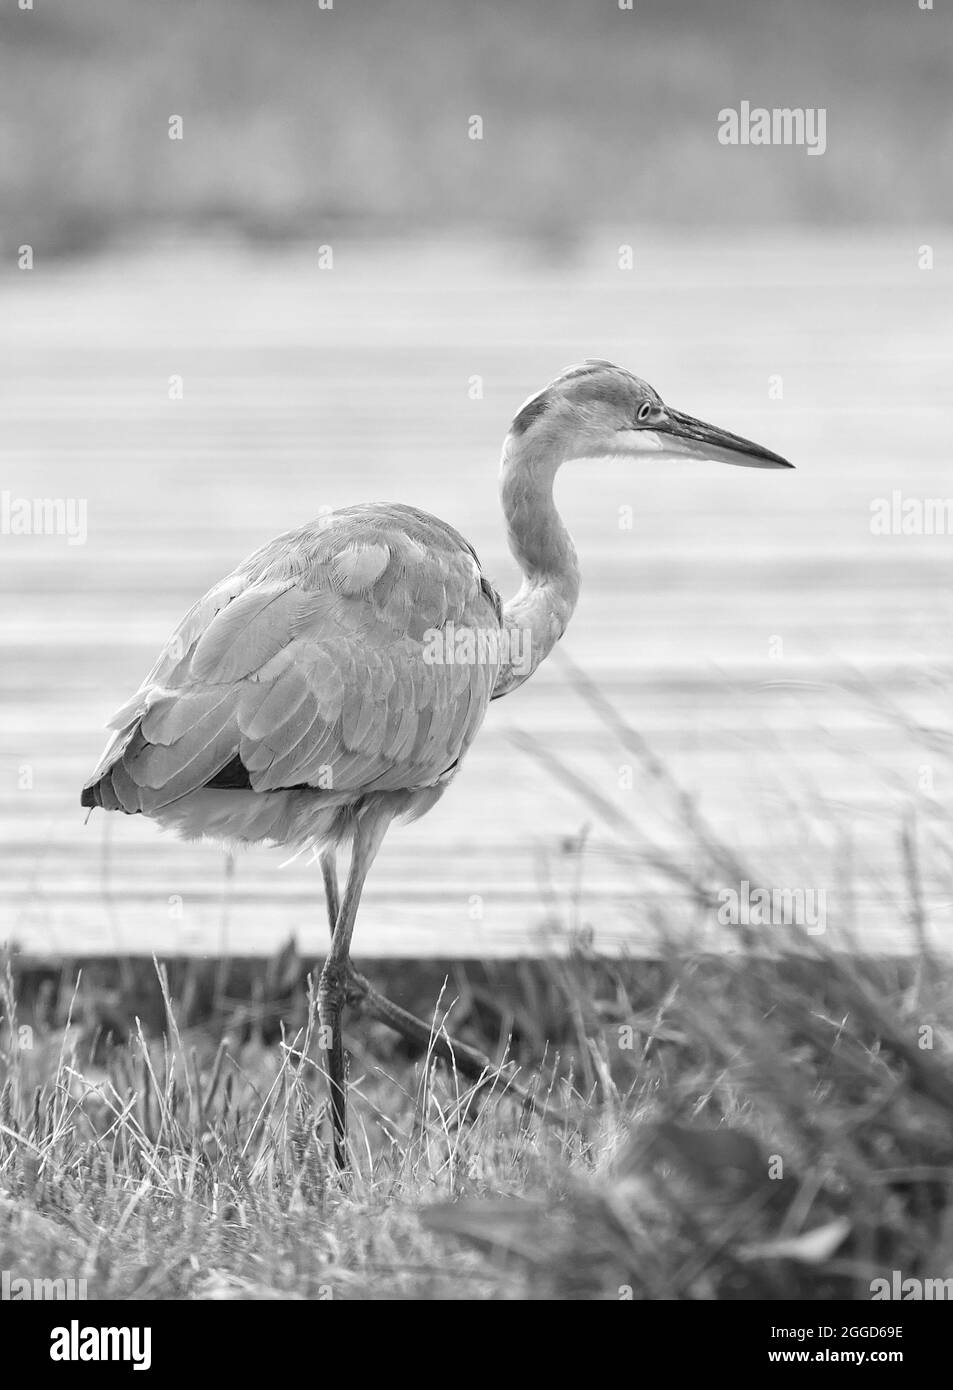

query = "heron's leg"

[
  {"left": 317, "top": 815, "right": 389, "bottom": 1169},
  {"left": 344, "top": 969, "right": 496, "bottom": 1083},
  {"left": 342, "top": 969, "right": 571, "bottom": 1120},
  {"left": 318, "top": 837, "right": 569, "bottom": 1127},
  {"left": 319, "top": 841, "right": 491, "bottom": 1084},
  {"left": 318, "top": 847, "right": 339, "bottom": 935}
]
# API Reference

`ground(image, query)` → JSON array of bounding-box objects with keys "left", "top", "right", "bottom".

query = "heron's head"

[{"left": 507, "top": 360, "right": 793, "bottom": 470}]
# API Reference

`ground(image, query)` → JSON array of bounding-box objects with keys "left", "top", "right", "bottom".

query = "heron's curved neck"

[{"left": 495, "top": 431, "right": 580, "bottom": 696}]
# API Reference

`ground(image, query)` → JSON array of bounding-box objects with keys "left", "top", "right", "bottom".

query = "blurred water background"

[{"left": 1, "top": 0, "right": 951, "bottom": 958}]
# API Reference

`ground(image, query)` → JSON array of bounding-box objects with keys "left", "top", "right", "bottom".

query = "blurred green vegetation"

[{"left": 1, "top": 0, "right": 950, "bottom": 256}]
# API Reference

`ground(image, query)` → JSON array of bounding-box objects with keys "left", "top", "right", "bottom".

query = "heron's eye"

[{"left": 637, "top": 402, "right": 653, "bottom": 424}]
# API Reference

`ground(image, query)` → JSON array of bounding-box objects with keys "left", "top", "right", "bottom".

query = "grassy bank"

[
  {"left": 4, "top": 665, "right": 952, "bottom": 1299},
  {"left": 2, "top": 935, "right": 951, "bottom": 1300}
]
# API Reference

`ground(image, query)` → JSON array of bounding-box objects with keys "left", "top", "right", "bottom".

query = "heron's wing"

[{"left": 84, "top": 508, "right": 503, "bottom": 813}]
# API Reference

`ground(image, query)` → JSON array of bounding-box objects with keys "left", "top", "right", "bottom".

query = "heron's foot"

[
  {"left": 343, "top": 964, "right": 488, "bottom": 1075},
  {"left": 317, "top": 961, "right": 348, "bottom": 1169},
  {"left": 342, "top": 965, "right": 574, "bottom": 1123},
  {"left": 345, "top": 965, "right": 373, "bottom": 1009}
]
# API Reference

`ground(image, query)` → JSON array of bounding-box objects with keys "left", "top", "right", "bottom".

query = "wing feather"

[
  {"left": 125, "top": 698, "right": 237, "bottom": 791},
  {"left": 84, "top": 505, "right": 505, "bottom": 816},
  {"left": 135, "top": 727, "right": 239, "bottom": 809},
  {"left": 141, "top": 688, "right": 233, "bottom": 745},
  {"left": 243, "top": 666, "right": 310, "bottom": 741},
  {"left": 254, "top": 692, "right": 322, "bottom": 771},
  {"left": 285, "top": 721, "right": 345, "bottom": 787},
  {"left": 190, "top": 582, "right": 297, "bottom": 683}
]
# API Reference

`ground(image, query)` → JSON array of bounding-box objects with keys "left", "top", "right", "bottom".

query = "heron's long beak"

[{"left": 659, "top": 409, "right": 793, "bottom": 469}]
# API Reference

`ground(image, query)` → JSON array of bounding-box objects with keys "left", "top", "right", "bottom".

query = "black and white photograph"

[{"left": 1, "top": 0, "right": 951, "bottom": 1341}]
